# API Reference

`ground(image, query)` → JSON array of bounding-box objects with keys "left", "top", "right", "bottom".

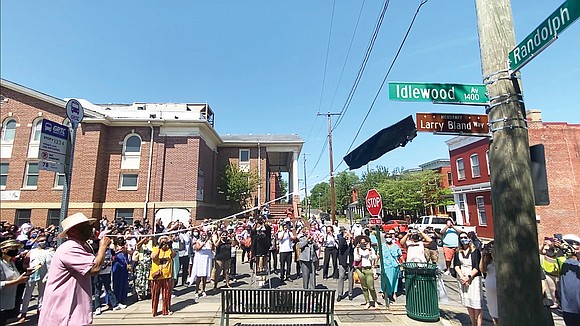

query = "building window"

[
  {"left": 476, "top": 196, "right": 487, "bottom": 225},
  {"left": 458, "top": 193, "right": 465, "bottom": 210},
  {"left": 31, "top": 119, "right": 42, "bottom": 142},
  {"left": 1, "top": 119, "right": 16, "bottom": 142},
  {"left": 456, "top": 158, "right": 465, "bottom": 180},
  {"left": 121, "top": 134, "right": 142, "bottom": 169},
  {"left": 120, "top": 173, "right": 138, "bottom": 189},
  {"left": 1, "top": 163, "right": 8, "bottom": 189},
  {"left": 115, "top": 209, "right": 134, "bottom": 225},
  {"left": 239, "top": 149, "right": 250, "bottom": 163},
  {"left": 486, "top": 150, "right": 490, "bottom": 175},
  {"left": 54, "top": 173, "right": 65, "bottom": 188},
  {"left": 16, "top": 209, "right": 32, "bottom": 226},
  {"left": 470, "top": 154, "right": 480, "bottom": 178},
  {"left": 47, "top": 209, "right": 60, "bottom": 227},
  {"left": 447, "top": 172, "right": 452, "bottom": 186},
  {"left": 24, "top": 162, "right": 39, "bottom": 188}
]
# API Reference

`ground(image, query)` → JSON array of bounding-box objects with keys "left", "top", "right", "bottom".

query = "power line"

[
  {"left": 317, "top": 0, "right": 337, "bottom": 112},
  {"left": 332, "top": 0, "right": 391, "bottom": 131},
  {"left": 336, "top": 0, "right": 430, "bottom": 171},
  {"left": 308, "top": 136, "right": 328, "bottom": 177},
  {"left": 327, "top": 0, "right": 367, "bottom": 113}
]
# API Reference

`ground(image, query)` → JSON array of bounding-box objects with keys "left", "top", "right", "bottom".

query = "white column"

[{"left": 292, "top": 151, "right": 299, "bottom": 196}]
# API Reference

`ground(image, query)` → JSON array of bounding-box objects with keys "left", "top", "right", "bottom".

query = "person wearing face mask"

[
  {"left": 1, "top": 240, "right": 29, "bottom": 325},
  {"left": 354, "top": 236, "right": 382, "bottom": 309},
  {"left": 322, "top": 226, "right": 339, "bottom": 279},
  {"left": 150, "top": 236, "right": 176, "bottom": 317},
  {"left": 18, "top": 235, "right": 54, "bottom": 323},
  {"left": 381, "top": 230, "right": 402, "bottom": 303},
  {"left": 336, "top": 227, "right": 354, "bottom": 302},
  {"left": 540, "top": 238, "right": 560, "bottom": 309},
  {"left": 39, "top": 213, "right": 112, "bottom": 326},
  {"left": 453, "top": 232, "right": 483, "bottom": 326},
  {"left": 298, "top": 226, "right": 319, "bottom": 289}
]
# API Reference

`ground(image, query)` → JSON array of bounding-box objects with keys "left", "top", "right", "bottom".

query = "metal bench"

[{"left": 220, "top": 288, "right": 335, "bottom": 326}]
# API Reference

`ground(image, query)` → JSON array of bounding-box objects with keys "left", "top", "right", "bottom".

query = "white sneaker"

[
  {"left": 443, "top": 270, "right": 450, "bottom": 276},
  {"left": 94, "top": 307, "right": 102, "bottom": 315},
  {"left": 113, "top": 303, "right": 126, "bottom": 310}
]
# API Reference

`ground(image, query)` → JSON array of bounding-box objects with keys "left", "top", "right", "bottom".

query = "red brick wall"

[
  {"left": 449, "top": 138, "right": 490, "bottom": 187},
  {"left": 465, "top": 191, "right": 494, "bottom": 238},
  {"left": 528, "top": 121, "right": 580, "bottom": 239}
]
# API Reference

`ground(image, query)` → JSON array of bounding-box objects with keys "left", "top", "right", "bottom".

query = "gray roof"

[{"left": 221, "top": 134, "right": 304, "bottom": 143}]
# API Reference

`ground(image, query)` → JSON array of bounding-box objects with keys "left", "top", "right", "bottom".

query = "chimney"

[{"left": 527, "top": 109, "right": 542, "bottom": 122}]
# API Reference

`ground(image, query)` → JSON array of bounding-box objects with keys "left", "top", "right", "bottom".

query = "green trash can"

[{"left": 402, "top": 262, "right": 439, "bottom": 322}]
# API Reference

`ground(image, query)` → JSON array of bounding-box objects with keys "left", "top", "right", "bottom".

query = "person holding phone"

[
  {"left": 190, "top": 231, "right": 213, "bottom": 297},
  {"left": 150, "top": 235, "right": 175, "bottom": 317},
  {"left": 1, "top": 239, "right": 29, "bottom": 325},
  {"left": 441, "top": 218, "right": 460, "bottom": 275},
  {"left": 19, "top": 234, "right": 54, "bottom": 322},
  {"left": 278, "top": 222, "right": 297, "bottom": 282}
]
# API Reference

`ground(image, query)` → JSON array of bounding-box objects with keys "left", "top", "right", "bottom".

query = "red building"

[
  {"left": 446, "top": 110, "right": 580, "bottom": 239},
  {"left": 0, "top": 79, "right": 303, "bottom": 227}
]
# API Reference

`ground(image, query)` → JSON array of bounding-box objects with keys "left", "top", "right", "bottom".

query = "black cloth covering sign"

[{"left": 343, "top": 115, "right": 417, "bottom": 170}]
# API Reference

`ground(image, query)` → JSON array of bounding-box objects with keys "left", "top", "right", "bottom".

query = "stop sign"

[{"left": 366, "top": 189, "right": 382, "bottom": 217}]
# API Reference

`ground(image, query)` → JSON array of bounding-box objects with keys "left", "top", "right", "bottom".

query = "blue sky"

[{"left": 2, "top": 0, "right": 578, "bottom": 193}]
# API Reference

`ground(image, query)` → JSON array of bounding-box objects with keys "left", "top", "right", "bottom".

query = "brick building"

[
  {"left": 0, "top": 79, "right": 303, "bottom": 227},
  {"left": 446, "top": 110, "right": 580, "bottom": 239},
  {"left": 419, "top": 158, "right": 452, "bottom": 216}
]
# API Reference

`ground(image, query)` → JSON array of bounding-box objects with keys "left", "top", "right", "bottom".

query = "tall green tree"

[
  {"left": 309, "top": 182, "right": 330, "bottom": 212},
  {"left": 219, "top": 163, "right": 259, "bottom": 212},
  {"left": 334, "top": 171, "right": 360, "bottom": 213}
]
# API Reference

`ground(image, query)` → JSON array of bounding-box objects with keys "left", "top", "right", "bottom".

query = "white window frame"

[
  {"left": 1, "top": 119, "right": 17, "bottom": 159},
  {"left": 486, "top": 150, "right": 490, "bottom": 175},
  {"left": 1, "top": 119, "right": 16, "bottom": 143},
  {"left": 115, "top": 208, "right": 134, "bottom": 225},
  {"left": 23, "top": 162, "right": 39, "bottom": 189},
  {"left": 54, "top": 172, "right": 66, "bottom": 189},
  {"left": 47, "top": 209, "right": 60, "bottom": 227},
  {"left": 456, "top": 158, "right": 465, "bottom": 180},
  {"left": 470, "top": 154, "right": 480, "bottom": 178},
  {"left": 121, "top": 134, "right": 142, "bottom": 170},
  {"left": 16, "top": 209, "right": 32, "bottom": 226},
  {"left": 476, "top": 196, "right": 487, "bottom": 226},
  {"left": 458, "top": 193, "right": 466, "bottom": 210},
  {"left": 0, "top": 162, "right": 8, "bottom": 190},
  {"left": 119, "top": 173, "right": 139, "bottom": 190},
  {"left": 239, "top": 149, "right": 250, "bottom": 163},
  {"left": 27, "top": 119, "right": 42, "bottom": 158}
]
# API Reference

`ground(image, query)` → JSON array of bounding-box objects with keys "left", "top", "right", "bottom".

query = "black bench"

[{"left": 220, "top": 288, "right": 335, "bottom": 326}]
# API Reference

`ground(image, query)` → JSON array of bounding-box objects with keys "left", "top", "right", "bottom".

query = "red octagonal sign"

[{"left": 366, "top": 189, "right": 382, "bottom": 217}]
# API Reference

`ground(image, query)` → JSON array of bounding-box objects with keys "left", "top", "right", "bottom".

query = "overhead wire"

[
  {"left": 327, "top": 0, "right": 367, "bottom": 113},
  {"left": 332, "top": 0, "right": 391, "bottom": 131},
  {"left": 317, "top": 0, "right": 337, "bottom": 112},
  {"left": 335, "top": 0, "right": 431, "bottom": 171}
]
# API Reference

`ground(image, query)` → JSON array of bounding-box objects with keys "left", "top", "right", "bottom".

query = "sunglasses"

[{"left": 460, "top": 237, "right": 469, "bottom": 239}]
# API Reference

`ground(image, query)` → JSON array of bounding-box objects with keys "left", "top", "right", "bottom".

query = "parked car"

[
  {"left": 409, "top": 215, "right": 476, "bottom": 234},
  {"left": 381, "top": 220, "right": 409, "bottom": 233}
]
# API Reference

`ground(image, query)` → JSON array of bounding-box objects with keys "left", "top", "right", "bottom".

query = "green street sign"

[
  {"left": 509, "top": 0, "right": 580, "bottom": 73},
  {"left": 388, "top": 82, "right": 488, "bottom": 105}
]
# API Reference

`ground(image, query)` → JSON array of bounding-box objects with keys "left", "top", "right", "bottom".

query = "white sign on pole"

[
  {"left": 39, "top": 149, "right": 66, "bottom": 165},
  {"left": 66, "top": 99, "right": 84, "bottom": 127},
  {"left": 39, "top": 160, "right": 65, "bottom": 173}
]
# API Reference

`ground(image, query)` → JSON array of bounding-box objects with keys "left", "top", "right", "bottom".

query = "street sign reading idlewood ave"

[
  {"left": 388, "top": 82, "right": 488, "bottom": 105},
  {"left": 509, "top": 0, "right": 580, "bottom": 72},
  {"left": 416, "top": 113, "right": 489, "bottom": 134}
]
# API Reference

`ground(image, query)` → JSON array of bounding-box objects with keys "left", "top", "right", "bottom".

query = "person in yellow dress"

[{"left": 149, "top": 235, "right": 175, "bottom": 317}]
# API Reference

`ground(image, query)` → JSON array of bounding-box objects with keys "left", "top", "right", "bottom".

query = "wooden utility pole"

[
  {"left": 474, "top": 0, "right": 546, "bottom": 325},
  {"left": 318, "top": 112, "right": 341, "bottom": 224}
]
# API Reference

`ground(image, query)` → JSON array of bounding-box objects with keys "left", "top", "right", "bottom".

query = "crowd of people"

[{"left": 1, "top": 213, "right": 579, "bottom": 326}]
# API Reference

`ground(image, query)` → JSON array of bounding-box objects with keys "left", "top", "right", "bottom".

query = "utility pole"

[
  {"left": 317, "top": 112, "right": 341, "bottom": 224},
  {"left": 474, "top": 1, "right": 545, "bottom": 325},
  {"left": 303, "top": 153, "right": 310, "bottom": 219}
]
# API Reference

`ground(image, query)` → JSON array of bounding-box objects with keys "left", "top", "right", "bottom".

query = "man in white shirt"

[
  {"left": 278, "top": 222, "right": 297, "bottom": 282},
  {"left": 351, "top": 222, "right": 364, "bottom": 238},
  {"left": 178, "top": 226, "right": 192, "bottom": 286}
]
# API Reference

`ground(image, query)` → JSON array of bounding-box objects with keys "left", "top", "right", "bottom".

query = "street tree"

[
  {"left": 219, "top": 163, "right": 259, "bottom": 212},
  {"left": 310, "top": 182, "right": 330, "bottom": 212}
]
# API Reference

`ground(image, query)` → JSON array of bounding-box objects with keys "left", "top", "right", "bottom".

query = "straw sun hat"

[
  {"left": 0, "top": 239, "right": 24, "bottom": 250},
  {"left": 58, "top": 212, "right": 96, "bottom": 238}
]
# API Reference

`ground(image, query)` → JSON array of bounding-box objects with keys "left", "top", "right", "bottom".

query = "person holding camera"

[
  {"left": 251, "top": 218, "right": 271, "bottom": 275},
  {"left": 278, "top": 222, "right": 297, "bottom": 282},
  {"left": 211, "top": 230, "right": 234, "bottom": 289},
  {"left": 93, "top": 239, "right": 126, "bottom": 315},
  {"left": 298, "top": 226, "right": 319, "bottom": 289},
  {"left": 189, "top": 231, "right": 213, "bottom": 297},
  {"left": 401, "top": 228, "right": 432, "bottom": 263},
  {"left": 322, "top": 226, "right": 339, "bottom": 279},
  {"left": 336, "top": 227, "right": 354, "bottom": 302},
  {"left": 149, "top": 235, "right": 175, "bottom": 317},
  {"left": 441, "top": 218, "right": 460, "bottom": 275},
  {"left": 558, "top": 236, "right": 580, "bottom": 326},
  {"left": 453, "top": 232, "right": 483, "bottom": 326},
  {"left": 423, "top": 227, "right": 439, "bottom": 264},
  {"left": 479, "top": 241, "right": 497, "bottom": 325}
]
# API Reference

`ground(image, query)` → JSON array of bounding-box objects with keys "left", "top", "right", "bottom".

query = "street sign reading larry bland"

[{"left": 416, "top": 113, "right": 489, "bottom": 134}]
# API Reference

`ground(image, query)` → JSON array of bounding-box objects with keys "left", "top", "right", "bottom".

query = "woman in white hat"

[
  {"left": 1, "top": 239, "right": 29, "bottom": 325},
  {"left": 38, "top": 213, "right": 111, "bottom": 326}
]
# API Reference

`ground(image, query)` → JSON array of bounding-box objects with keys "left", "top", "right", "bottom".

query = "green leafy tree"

[
  {"left": 334, "top": 171, "right": 360, "bottom": 214},
  {"left": 279, "top": 178, "right": 288, "bottom": 198},
  {"left": 310, "top": 182, "right": 330, "bottom": 212},
  {"left": 219, "top": 163, "right": 259, "bottom": 212}
]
